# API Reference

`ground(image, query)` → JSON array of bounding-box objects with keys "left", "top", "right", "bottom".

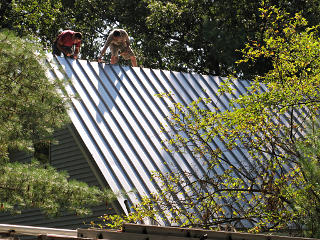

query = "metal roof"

[{"left": 47, "top": 55, "right": 253, "bottom": 220}]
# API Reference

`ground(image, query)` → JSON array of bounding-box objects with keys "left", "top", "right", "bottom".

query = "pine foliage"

[{"left": 0, "top": 30, "right": 114, "bottom": 216}]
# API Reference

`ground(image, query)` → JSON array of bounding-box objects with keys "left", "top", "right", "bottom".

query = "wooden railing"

[{"left": 0, "top": 223, "right": 318, "bottom": 240}]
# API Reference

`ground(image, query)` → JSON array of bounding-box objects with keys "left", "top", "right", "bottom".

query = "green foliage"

[
  {"left": 0, "top": 29, "right": 69, "bottom": 160},
  {"left": 0, "top": 0, "right": 64, "bottom": 45},
  {"left": 96, "top": 7, "right": 320, "bottom": 237},
  {"left": 295, "top": 124, "right": 320, "bottom": 238},
  {"left": 2, "top": 0, "right": 320, "bottom": 232},
  {"left": 0, "top": 160, "right": 116, "bottom": 216},
  {"left": 0, "top": 30, "right": 115, "bottom": 215},
  {"left": 2, "top": 0, "right": 320, "bottom": 76},
  {"left": 97, "top": 196, "right": 159, "bottom": 230}
]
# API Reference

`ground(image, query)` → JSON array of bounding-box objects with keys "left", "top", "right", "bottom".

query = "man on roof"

[
  {"left": 52, "top": 30, "right": 82, "bottom": 59},
  {"left": 97, "top": 29, "right": 137, "bottom": 67}
]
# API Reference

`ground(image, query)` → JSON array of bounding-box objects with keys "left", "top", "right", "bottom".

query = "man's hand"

[
  {"left": 65, "top": 51, "right": 72, "bottom": 57},
  {"left": 73, "top": 54, "right": 78, "bottom": 59},
  {"left": 97, "top": 57, "right": 102, "bottom": 63}
]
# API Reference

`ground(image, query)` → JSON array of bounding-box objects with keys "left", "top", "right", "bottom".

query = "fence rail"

[{"left": 0, "top": 223, "right": 318, "bottom": 240}]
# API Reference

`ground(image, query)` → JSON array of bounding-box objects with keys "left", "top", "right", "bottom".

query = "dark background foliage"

[{"left": 1, "top": 0, "right": 319, "bottom": 76}]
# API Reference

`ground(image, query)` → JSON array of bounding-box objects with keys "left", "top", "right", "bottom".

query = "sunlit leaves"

[{"left": 97, "top": 8, "right": 320, "bottom": 235}]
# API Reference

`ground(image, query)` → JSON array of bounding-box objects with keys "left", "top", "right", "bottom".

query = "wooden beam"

[{"left": 0, "top": 224, "right": 77, "bottom": 237}]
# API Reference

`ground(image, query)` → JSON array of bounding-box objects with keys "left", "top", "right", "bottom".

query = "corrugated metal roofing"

[{"left": 47, "top": 55, "right": 253, "bottom": 221}]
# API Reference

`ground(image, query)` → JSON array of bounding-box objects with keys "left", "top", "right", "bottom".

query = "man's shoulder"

[{"left": 60, "top": 30, "right": 74, "bottom": 37}]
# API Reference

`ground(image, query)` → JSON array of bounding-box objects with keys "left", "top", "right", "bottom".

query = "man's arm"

[
  {"left": 73, "top": 41, "right": 81, "bottom": 59},
  {"left": 125, "top": 34, "right": 131, "bottom": 48},
  {"left": 98, "top": 34, "right": 113, "bottom": 61}
]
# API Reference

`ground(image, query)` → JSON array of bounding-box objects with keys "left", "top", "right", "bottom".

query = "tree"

[
  {"left": 96, "top": 0, "right": 320, "bottom": 76},
  {"left": 2, "top": 0, "right": 320, "bottom": 76},
  {"left": 0, "top": 0, "right": 65, "bottom": 45},
  {"left": 0, "top": 30, "right": 115, "bottom": 216},
  {"left": 99, "top": 6, "right": 320, "bottom": 237},
  {"left": 295, "top": 123, "right": 320, "bottom": 238}
]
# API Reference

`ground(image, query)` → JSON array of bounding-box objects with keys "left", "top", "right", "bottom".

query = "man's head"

[
  {"left": 73, "top": 32, "right": 82, "bottom": 43},
  {"left": 113, "top": 30, "right": 121, "bottom": 37}
]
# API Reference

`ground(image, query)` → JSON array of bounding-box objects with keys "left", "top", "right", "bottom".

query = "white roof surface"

[{"left": 47, "top": 56, "right": 253, "bottom": 219}]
